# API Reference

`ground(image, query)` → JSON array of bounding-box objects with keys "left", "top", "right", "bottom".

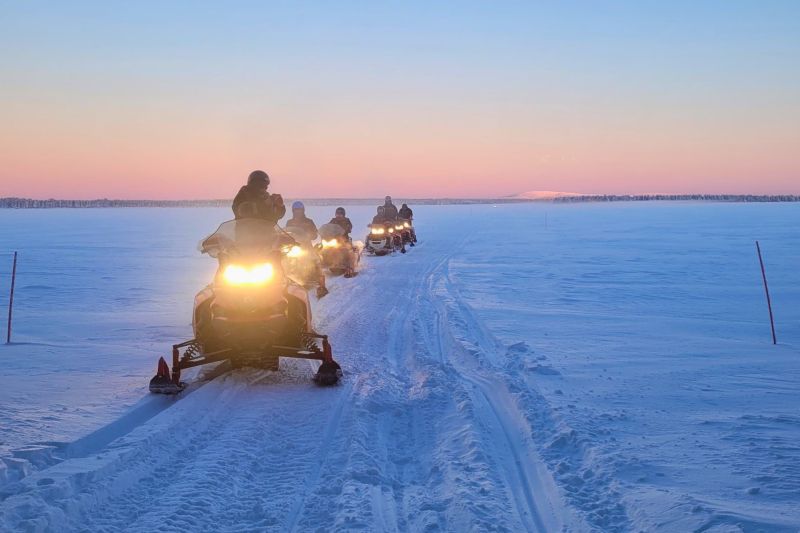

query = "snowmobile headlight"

[
  {"left": 388, "top": 227, "right": 394, "bottom": 233},
  {"left": 223, "top": 263, "right": 274, "bottom": 285},
  {"left": 371, "top": 227, "right": 385, "bottom": 235},
  {"left": 321, "top": 239, "right": 339, "bottom": 248},
  {"left": 403, "top": 221, "right": 410, "bottom": 228},
  {"left": 395, "top": 224, "right": 404, "bottom": 231},
  {"left": 286, "top": 245, "right": 304, "bottom": 258}
]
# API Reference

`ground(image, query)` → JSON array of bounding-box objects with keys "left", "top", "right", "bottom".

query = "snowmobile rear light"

[{"left": 222, "top": 263, "right": 274, "bottom": 285}]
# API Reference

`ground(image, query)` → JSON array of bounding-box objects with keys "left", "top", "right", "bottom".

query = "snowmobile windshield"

[
  {"left": 199, "top": 218, "right": 280, "bottom": 258},
  {"left": 318, "top": 223, "right": 345, "bottom": 240},
  {"left": 283, "top": 225, "right": 316, "bottom": 244}
]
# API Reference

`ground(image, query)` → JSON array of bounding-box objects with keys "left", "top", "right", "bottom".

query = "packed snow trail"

[{"left": 0, "top": 221, "right": 575, "bottom": 532}]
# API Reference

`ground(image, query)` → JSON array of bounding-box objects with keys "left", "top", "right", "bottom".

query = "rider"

[
  {"left": 325, "top": 207, "right": 357, "bottom": 278},
  {"left": 232, "top": 170, "right": 286, "bottom": 223},
  {"left": 382, "top": 196, "right": 399, "bottom": 220},
  {"left": 399, "top": 203, "right": 413, "bottom": 220},
  {"left": 286, "top": 201, "right": 319, "bottom": 241},
  {"left": 373, "top": 204, "right": 404, "bottom": 250},
  {"left": 286, "top": 201, "right": 328, "bottom": 298},
  {"left": 372, "top": 206, "right": 388, "bottom": 224},
  {"left": 399, "top": 203, "right": 416, "bottom": 246},
  {"left": 329, "top": 207, "right": 353, "bottom": 241}
]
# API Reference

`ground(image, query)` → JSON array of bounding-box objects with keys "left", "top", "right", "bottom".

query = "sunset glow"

[{"left": 1, "top": 2, "right": 798, "bottom": 199}]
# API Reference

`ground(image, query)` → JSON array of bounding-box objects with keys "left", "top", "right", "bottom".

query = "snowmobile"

[
  {"left": 281, "top": 225, "right": 324, "bottom": 289},
  {"left": 394, "top": 218, "right": 417, "bottom": 247},
  {"left": 317, "top": 223, "right": 360, "bottom": 277},
  {"left": 149, "top": 218, "right": 342, "bottom": 394},
  {"left": 364, "top": 222, "right": 401, "bottom": 255}
]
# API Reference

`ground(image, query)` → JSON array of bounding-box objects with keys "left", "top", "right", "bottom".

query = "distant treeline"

[
  {"left": 554, "top": 194, "right": 800, "bottom": 203},
  {"left": 0, "top": 197, "right": 533, "bottom": 209},
  {"left": 2, "top": 195, "right": 798, "bottom": 208},
  {"left": 0, "top": 198, "right": 232, "bottom": 208}
]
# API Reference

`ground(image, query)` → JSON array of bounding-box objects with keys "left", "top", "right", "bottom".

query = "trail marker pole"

[
  {"left": 755, "top": 241, "right": 776, "bottom": 345},
  {"left": 7, "top": 251, "right": 17, "bottom": 344}
]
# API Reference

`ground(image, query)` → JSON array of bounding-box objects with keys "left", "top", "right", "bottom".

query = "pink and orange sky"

[{"left": 2, "top": 2, "right": 799, "bottom": 199}]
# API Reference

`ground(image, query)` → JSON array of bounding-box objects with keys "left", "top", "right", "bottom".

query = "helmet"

[
  {"left": 385, "top": 196, "right": 392, "bottom": 203},
  {"left": 377, "top": 206, "right": 385, "bottom": 213},
  {"left": 248, "top": 170, "right": 269, "bottom": 187},
  {"left": 335, "top": 207, "right": 345, "bottom": 215},
  {"left": 292, "top": 201, "right": 305, "bottom": 210}
]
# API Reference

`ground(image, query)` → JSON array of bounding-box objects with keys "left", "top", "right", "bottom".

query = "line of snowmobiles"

[
  {"left": 283, "top": 223, "right": 362, "bottom": 289},
  {"left": 149, "top": 218, "right": 344, "bottom": 394},
  {"left": 364, "top": 218, "right": 417, "bottom": 256},
  {"left": 148, "top": 213, "right": 417, "bottom": 394}
]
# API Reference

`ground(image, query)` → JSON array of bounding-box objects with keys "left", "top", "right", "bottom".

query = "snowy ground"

[{"left": 0, "top": 203, "right": 798, "bottom": 532}]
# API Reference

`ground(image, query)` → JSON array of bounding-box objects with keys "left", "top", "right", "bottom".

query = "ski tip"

[
  {"left": 156, "top": 356, "right": 170, "bottom": 377},
  {"left": 149, "top": 378, "right": 185, "bottom": 394}
]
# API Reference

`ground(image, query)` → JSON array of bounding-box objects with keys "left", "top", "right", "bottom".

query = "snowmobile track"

[
  {"left": 434, "top": 255, "right": 630, "bottom": 531},
  {"left": 283, "top": 377, "right": 356, "bottom": 532},
  {"left": 419, "top": 259, "right": 570, "bottom": 532}
]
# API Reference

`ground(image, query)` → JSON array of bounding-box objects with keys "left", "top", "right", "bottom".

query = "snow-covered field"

[{"left": 0, "top": 203, "right": 798, "bottom": 532}]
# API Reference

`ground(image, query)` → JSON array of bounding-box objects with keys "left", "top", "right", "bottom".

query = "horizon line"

[
  {"left": 3, "top": 193, "right": 800, "bottom": 208},
  {"left": 4, "top": 193, "right": 800, "bottom": 202}
]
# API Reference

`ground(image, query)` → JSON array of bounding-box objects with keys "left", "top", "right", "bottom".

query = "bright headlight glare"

[
  {"left": 403, "top": 222, "right": 410, "bottom": 228},
  {"left": 395, "top": 225, "right": 403, "bottom": 230},
  {"left": 371, "top": 227, "right": 385, "bottom": 235},
  {"left": 388, "top": 228, "right": 394, "bottom": 233},
  {"left": 286, "top": 245, "right": 304, "bottom": 258},
  {"left": 322, "top": 239, "right": 339, "bottom": 248},
  {"left": 223, "top": 263, "right": 274, "bottom": 285}
]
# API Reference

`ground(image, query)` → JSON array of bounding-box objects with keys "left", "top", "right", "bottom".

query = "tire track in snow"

[
  {"left": 1, "top": 369, "right": 303, "bottom": 531},
  {"left": 278, "top": 258, "right": 412, "bottom": 531},
  {"left": 289, "top": 242, "right": 453, "bottom": 531},
  {"left": 290, "top": 239, "right": 531, "bottom": 531},
  {"left": 416, "top": 256, "right": 580, "bottom": 532},
  {"left": 0, "top": 361, "right": 230, "bottom": 497},
  {"left": 436, "top": 257, "right": 631, "bottom": 531},
  {"left": 362, "top": 241, "right": 506, "bottom": 531},
  {"left": 283, "top": 375, "right": 355, "bottom": 532}
]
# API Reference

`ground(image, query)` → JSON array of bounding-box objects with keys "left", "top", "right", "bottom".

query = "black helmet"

[
  {"left": 385, "top": 195, "right": 392, "bottom": 203},
  {"left": 377, "top": 206, "right": 385, "bottom": 213},
  {"left": 248, "top": 170, "right": 269, "bottom": 187},
  {"left": 335, "top": 207, "right": 346, "bottom": 215}
]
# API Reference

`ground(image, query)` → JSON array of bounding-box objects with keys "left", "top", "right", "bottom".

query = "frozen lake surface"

[{"left": 0, "top": 203, "right": 798, "bottom": 531}]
